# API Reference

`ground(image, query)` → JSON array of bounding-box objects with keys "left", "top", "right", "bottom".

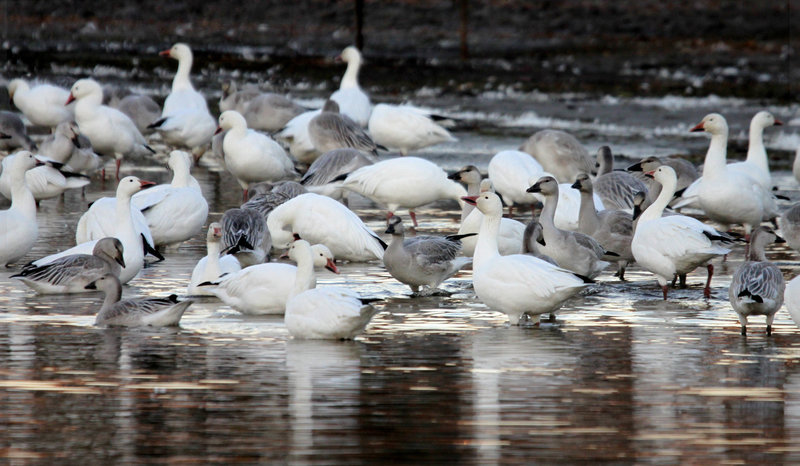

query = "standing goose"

[
  {"left": 308, "top": 100, "right": 381, "bottom": 155},
  {"left": 730, "top": 111, "right": 782, "bottom": 190},
  {"left": 367, "top": 103, "right": 456, "bottom": 156},
  {"left": 330, "top": 46, "right": 371, "bottom": 127},
  {"left": 0, "top": 151, "right": 41, "bottom": 267},
  {"left": 522, "top": 220, "right": 558, "bottom": 266},
  {"left": 631, "top": 166, "right": 732, "bottom": 300},
  {"left": 464, "top": 191, "right": 590, "bottom": 326},
  {"left": 383, "top": 216, "right": 472, "bottom": 295},
  {"left": 188, "top": 223, "right": 242, "bottom": 296},
  {"left": 87, "top": 274, "right": 192, "bottom": 327},
  {"left": 284, "top": 240, "right": 379, "bottom": 339},
  {"left": 67, "top": 78, "right": 155, "bottom": 180},
  {"left": 571, "top": 173, "right": 635, "bottom": 280},
  {"left": 0, "top": 111, "right": 37, "bottom": 151},
  {"left": 454, "top": 178, "right": 525, "bottom": 257},
  {"left": 300, "top": 148, "right": 375, "bottom": 203},
  {"left": 519, "top": 129, "right": 594, "bottom": 183},
  {"left": 729, "top": 226, "right": 786, "bottom": 336},
  {"left": 7, "top": 78, "right": 72, "bottom": 129},
  {"left": 487, "top": 150, "right": 545, "bottom": 217},
  {"left": 593, "top": 146, "right": 649, "bottom": 212},
  {"left": 13, "top": 238, "right": 124, "bottom": 294},
  {"left": 220, "top": 207, "right": 272, "bottom": 267},
  {"left": 217, "top": 110, "right": 296, "bottom": 201},
  {"left": 527, "top": 176, "right": 610, "bottom": 278},
  {"left": 150, "top": 43, "right": 216, "bottom": 155}
]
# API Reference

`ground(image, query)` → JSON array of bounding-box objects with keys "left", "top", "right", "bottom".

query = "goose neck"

[
  {"left": 206, "top": 241, "right": 222, "bottom": 274},
  {"left": 172, "top": 55, "right": 195, "bottom": 92},
  {"left": 473, "top": 210, "right": 501, "bottom": 270},
  {"left": 639, "top": 177, "right": 675, "bottom": 222},
  {"left": 340, "top": 59, "right": 361, "bottom": 89},
  {"left": 701, "top": 131, "right": 729, "bottom": 177},
  {"left": 577, "top": 190, "right": 600, "bottom": 233},
  {"left": 289, "top": 248, "right": 316, "bottom": 299},
  {"left": 10, "top": 174, "right": 37, "bottom": 220},
  {"left": 746, "top": 122, "right": 768, "bottom": 169}
]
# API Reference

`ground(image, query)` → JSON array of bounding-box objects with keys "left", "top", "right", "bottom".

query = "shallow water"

[{"left": 3, "top": 77, "right": 800, "bottom": 462}]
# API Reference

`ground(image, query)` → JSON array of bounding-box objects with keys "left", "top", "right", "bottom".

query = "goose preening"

[
  {"left": 367, "top": 103, "right": 456, "bottom": 156},
  {"left": 519, "top": 129, "right": 594, "bottom": 183},
  {"left": 220, "top": 207, "right": 272, "bottom": 267},
  {"left": 300, "top": 148, "right": 375, "bottom": 202},
  {"left": 0, "top": 111, "right": 37, "bottom": 151},
  {"left": 87, "top": 273, "right": 192, "bottom": 327},
  {"left": 527, "top": 176, "right": 610, "bottom": 278},
  {"left": 284, "top": 240, "right": 379, "bottom": 339},
  {"left": 487, "top": 150, "right": 545, "bottom": 217},
  {"left": 572, "top": 173, "right": 635, "bottom": 280},
  {"left": 383, "top": 216, "right": 472, "bottom": 295},
  {"left": 217, "top": 110, "right": 296, "bottom": 201},
  {"left": 0, "top": 153, "right": 90, "bottom": 202},
  {"left": 13, "top": 237, "right": 124, "bottom": 294},
  {"left": 202, "top": 242, "right": 338, "bottom": 315},
  {"left": 38, "top": 176, "right": 157, "bottom": 284},
  {"left": 275, "top": 109, "right": 322, "bottom": 165},
  {"left": 38, "top": 121, "right": 79, "bottom": 164},
  {"left": 308, "top": 100, "right": 381, "bottom": 155},
  {"left": 7, "top": 78, "right": 73, "bottom": 129},
  {"left": 150, "top": 43, "right": 216, "bottom": 154},
  {"left": 631, "top": 166, "right": 732, "bottom": 299},
  {"left": 130, "top": 151, "right": 208, "bottom": 248},
  {"left": 593, "top": 146, "right": 649, "bottom": 212},
  {"left": 330, "top": 46, "right": 371, "bottom": 127},
  {"left": 728, "top": 226, "right": 785, "bottom": 336},
  {"left": 338, "top": 156, "right": 466, "bottom": 227},
  {"left": 267, "top": 193, "right": 386, "bottom": 262},
  {"left": 187, "top": 223, "right": 242, "bottom": 296},
  {"left": 522, "top": 220, "right": 558, "bottom": 266},
  {"left": 464, "top": 191, "right": 590, "bottom": 326},
  {"left": 219, "top": 81, "right": 305, "bottom": 132},
  {"left": 0, "top": 151, "right": 41, "bottom": 267},
  {"left": 67, "top": 78, "right": 154, "bottom": 180}
]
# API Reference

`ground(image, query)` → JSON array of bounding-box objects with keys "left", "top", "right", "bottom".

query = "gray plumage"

[
  {"left": 301, "top": 148, "right": 375, "bottom": 201},
  {"left": 0, "top": 111, "right": 36, "bottom": 151},
  {"left": 593, "top": 146, "right": 649, "bottom": 212},
  {"left": 448, "top": 165, "right": 483, "bottom": 222},
  {"left": 729, "top": 226, "right": 785, "bottom": 336},
  {"left": 87, "top": 273, "right": 192, "bottom": 327},
  {"left": 522, "top": 220, "right": 558, "bottom": 266},
  {"left": 628, "top": 155, "right": 699, "bottom": 205},
  {"left": 219, "top": 81, "right": 305, "bottom": 132},
  {"left": 242, "top": 181, "right": 307, "bottom": 219},
  {"left": 221, "top": 207, "right": 272, "bottom": 267},
  {"left": 116, "top": 94, "right": 162, "bottom": 134},
  {"left": 519, "top": 129, "right": 593, "bottom": 183},
  {"left": 308, "top": 100, "right": 381, "bottom": 155}
]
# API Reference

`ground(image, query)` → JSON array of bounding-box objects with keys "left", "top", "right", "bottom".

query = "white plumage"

[
  {"left": 0, "top": 151, "right": 40, "bottom": 266},
  {"left": 7, "top": 79, "right": 73, "bottom": 128},
  {"left": 330, "top": 46, "right": 371, "bottom": 127},
  {"left": 367, "top": 103, "right": 456, "bottom": 156}
]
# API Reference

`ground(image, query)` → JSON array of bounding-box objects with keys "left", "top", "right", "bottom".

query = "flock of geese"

[{"left": 2, "top": 43, "right": 800, "bottom": 340}]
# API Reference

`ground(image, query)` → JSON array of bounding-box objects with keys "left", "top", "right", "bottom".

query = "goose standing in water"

[
  {"left": 87, "top": 274, "right": 192, "bottom": 327},
  {"left": 729, "top": 226, "right": 785, "bottom": 336},
  {"left": 220, "top": 207, "right": 272, "bottom": 267},
  {"left": 218, "top": 81, "right": 305, "bottom": 132},
  {"left": 0, "top": 151, "right": 41, "bottom": 267},
  {"left": 487, "top": 150, "right": 545, "bottom": 217},
  {"left": 330, "top": 46, "right": 371, "bottom": 126}
]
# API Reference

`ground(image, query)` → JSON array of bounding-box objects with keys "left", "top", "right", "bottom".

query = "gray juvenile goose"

[{"left": 87, "top": 274, "right": 193, "bottom": 327}]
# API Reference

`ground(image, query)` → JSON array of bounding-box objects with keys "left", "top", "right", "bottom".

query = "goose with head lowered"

[
  {"left": 367, "top": 103, "right": 456, "bottom": 156},
  {"left": 519, "top": 129, "right": 594, "bottom": 184},
  {"left": 87, "top": 274, "right": 192, "bottom": 327},
  {"left": 7, "top": 78, "right": 72, "bottom": 129},
  {"left": 463, "top": 191, "right": 590, "bottom": 326}
]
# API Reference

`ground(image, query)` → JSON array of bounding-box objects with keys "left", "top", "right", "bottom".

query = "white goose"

[
  {"left": 284, "top": 240, "right": 379, "bottom": 339},
  {"left": 131, "top": 150, "right": 208, "bottom": 248},
  {"left": 267, "top": 193, "right": 386, "bottom": 262},
  {"left": 188, "top": 223, "right": 242, "bottom": 296},
  {"left": 519, "top": 129, "right": 594, "bottom": 183},
  {"left": 330, "top": 46, "right": 371, "bottom": 126},
  {"left": 784, "top": 274, "right": 800, "bottom": 330},
  {"left": 631, "top": 166, "right": 731, "bottom": 300},
  {"left": 275, "top": 109, "right": 322, "bottom": 165},
  {"left": 88, "top": 274, "right": 192, "bottom": 327},
  {"left": 150, "top": 43, "right": 216, "bottom": 154},
  {"left": 487, "top": 150, "right": 545, "bottom": 217},
  {"left": 367, "top": 103, "right": 456, "bottom": 156},
  {"left": 36, "top": 176, "right": 156, "bottom": 284},
  {"left": 38, "top": 121, "right": 78, "bottom": 164},
  {"left": 339, "top": 156, "right": 466, "bottom": 227},
  {"left": 67, "top": 78, "right": 154, "bottom": 180},
  {"left": 0, "top": 151, "right": 40, "bottom": 267},
  {"left": 528, "top": 176, "right": 605, "bottom": 232},
  {"left": 0, "top": 154, "right": 90, "bottom": 202},
  {"left": 7, "top": 79, "right": 73, "bottom": 128},
  {"left": 217, "top": 110, "right": 296, "bottom": 201},
  {"left": 465, "top": 191, "right": 589, "bottom": 326},
  {"left": 202, "top": 242, "right": 338, "bottom": 315},
  {"left": 453, "top": 176, "right": 525, "bottom": 257}
]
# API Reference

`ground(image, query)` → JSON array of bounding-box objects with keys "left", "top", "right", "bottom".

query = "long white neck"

[
  {"left": 341, "top": 58, "right": 361, "bottom": 90},
  {"left": 172, "top": 55, "right": 195, "bottom": 92},
  {"left": 206, "top": 240, "right": 222, "bottom": 276},
  {"left": 746, "top": 121, "right": 769, "bottom": 172},
  {"left": 115, "top": 191, "right": 138, "bottom": 247},
  {"left": 701, "top": 129, "right": 729, "bottom": 178},
  {"left": 473, "top": 209, "right": 501, "bottom": 270},
  {"left": 639, "top": 176, "right": 675, "bottom": 222},
  {"left": 171, "top": 165, "right": 192, "bottom": 188},
  {"left": 10, "top": 172, "right": 37, "bottom": 220},
  {"left": 289, "top": 248, "right": 316, "bottom": 299},
  {"left": 577, "top": 190, "right": 600, "bottom": 233}
]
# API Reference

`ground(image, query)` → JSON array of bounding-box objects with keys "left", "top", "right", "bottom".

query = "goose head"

[
  {"left": 570, "top": 173, "right": 594, "bottom": 193},
  {"left": 311, "top": 244, "right": 338, "bottom": 274},
  {"left": 479, "top": 179, "right": 494, "bottom": 193},
  {"left": 160, "top": 43, "right": 193, "bottom": 62},
  {"left": 627, "top": 155, "right": 661, "bottom": 173},
  {"left": 84, "top": 272, "right": 122, "bottom": 293},
  {"left": 337, "top": 46, "right": 362, "bottom": 65},
  {"left": 751, "top": 110, "right": 782, "bottom": 129},
  {"left": 448, "top": 165, "right": 482, "bottom": 185},
  {"left": 651, "top": 165, "right": 678, "bottom": 189},
  {"left": 526, "top": 176, "right": 559, "bottom": 196},
  {"left": 207, "top": 222, "right": 223, "bottom": 244},
  {"left": 116, "top": 175, "right": 156, "bottom": 198},
  {"left": 384, "top": 215, "right": 405, "bottom": 236},
  {"left": 462, "top": 191, "right": 504, "bottom": 217},
  {"left": 66, "top": 79, "right": 103, "bottom": 105},
  {"left": 94, "top": 237, "right": 126, "bottom": 268},
  {"left": 7, "top": 79, "right": 29, "bottom": 101},
  {"left": 690, "top": 113, "right": 728, "bottom": 136},
  {"left": 8, "top": 150, "right": 40, "bottom": 174},
  {"left": 217, "top": 110, "right": 247, "bottom": 133},
  {"left": 321, "top": 99, "right": 340, "bottom": 114},
  {"left": 167, "top": 150, "right": 192, "bottom": 174},
  {"left": 595, "top": 146, "right": 613, "bottom": 175}
]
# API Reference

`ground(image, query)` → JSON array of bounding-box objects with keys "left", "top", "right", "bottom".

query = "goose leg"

[
  {"left": 661, "top": 284, "right": 669, "bottom": 300},
  {"left": 679, "top": 273, "right": 687, "bottom": 289},
  {"left": 738, "top": 314, "right": 748, "bottom": 336},
  {"left": 409, "top": 211, "right": 418, "bottom": 227},
  {"left": 115, "top": 158, "right": 122, "bottom": 181},
  {"left": 766, "top": 314, "right": 775, "bottom": 336},
  {"left": 703, "top": 264, "right": 713, "bottom": 298}
]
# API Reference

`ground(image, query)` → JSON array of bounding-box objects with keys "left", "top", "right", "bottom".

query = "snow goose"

[
  {"left": 527, "top": 175, "right": 605, "bottom": 232},
  {"left": 0, "top": 151, "right": 41, "bottom": 266},
  {"left": 793, "top": 146, "right": 800, "bottom": 185},
  {"left": 593, "top": 146, "right": 649, "bottom": 212},
  {"left": 571, "top": 173, "right": 634, "bottom": 280},
  {"left": 267, "top": 192, "right": 386, "bottom": 262},
  {"left": 631, "top": 165, "right": 732, "bottom": 300},
  {"left": 87, "top": 274, "right": 192, "bottom": 327},
  {"left": 448, "top": 165, "right": 482, "bottom": 222},
  {"left": 241, "top": 181, "right": 307, "bottom": 221},
  {"left": 284, "top": 240, "right": 379, "bottom": 339},
  {"left": 519, "top": 129, "right": 594, "bottom": 183},
  {"left": 729, "top": 110, "right": 782, "bottom": 190},
  {"left": 13, "top": 237, "right": 124, "bottom": 294},
  {"left": 39, "top": 176, "right": 156, "bottom": 284},
  {"left": 330, "top": 46, "right": 371, "bottom": 126},
  {"left": 0, "top": 154, "right": 90, "bottom": 202},
  {"left": 455, "top": 178, "right": 525, "bottom": 257},
  {"left": 785, "top": 274, "right": 800, "bottom": 330},
  {"left": 778, "top": 202, "right": 800, "bottom": 253},
  {"left": 275, "top": 109, "right": 322, "bottom": 165},
  {"left": 0, "top": 111, "right": 36, "bottom": 151},
  {"left": 187, "top": 222, "right": 242, "bottom": 296},
  {"left": 219, "top": 81, "right": 305, "bottom": 132},
  {"left": 38, "top": 121, "right": 79, "bottom": 163},
  {"left": 150, "top": 43, "right": 216, "bottom": 154},
  {"left": 627, "top": 155, "right": 698, "bottom": 207},
  {"left": 202, "top": 241, "right": 338, "bottom": 315},
  {"left": 339, "top": 156, "right": 466, "bottom": 227},
  {"left": 7, "top": 79, "right": 72, "bottom": 129},
  {"left": 64, "top": 129, "right": 102, "bottom": 176},
  {"left": 367, "top": 103, "right": 456, "bottom": 156},
  {"left": 115, "top": 93, "right": 161, "bottom": 135},
  {"left": 527, "top": 176, "right": 610, "bottom": 278},
  {"left": 220, "top": 207, "right": 271, "bottom": 267},
  {"left": 67, "top": 78, "right": 154, "bottom": 180},
  {"left": 676, "top": 113, "right": 767, "bottom": 238},
  {"left": 131, "top": 150, "right": 208, "bottom": 248},
  {"left": 383, "top": 216, "right": 472, "bottom": 294},
  {"left": 217, "top": 110, "right": 296, "bottom": 201},
  {"left": 300, "top": 148, "right": 375, "bottom": 202},
  {"left": 464, "top": 191, "right": 590, "bottom": 325},
  {"left": 729, "top": 226, "right": 785, "bottom": 336},
  {"left": 487, "top": 150, "right": 545, "bottom": 217},
  {"left": 308, "top": 100, "right": 381, "bottom": 155}
]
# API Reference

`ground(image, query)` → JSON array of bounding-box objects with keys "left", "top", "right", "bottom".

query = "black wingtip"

[
  {"left": 147, "top": 118, "right": 167, "bottom": 129},
  {"left": 144, "top": 144, "right": 156, "bottom": 154},
  {"left": 198, "top": 281, "right": 215, "bottom": 287},
  {"left": 376, "top": 144, "right": 389, "bottom": 152},
  {"left": 574, "top": 273, "right": 595, "bottom": 284},
  {"left": 332, "top": 173, "right": 349, "bottom": 182},
  {"left": 444, "top": 232, "right": 477, "bottom": 242},
  {"left": 141, "top": 234, "right": 165, "bottom": 261},
  {"left": 604, "top": 250, "right": 621, "bottom": 257}
]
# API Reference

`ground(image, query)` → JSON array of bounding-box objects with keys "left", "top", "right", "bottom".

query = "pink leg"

[
  {"left": 704, "top": 264, "right": 714, "bottom": 298},
  {"left": 508, "top": 205, "right": 514, "bottom": 218},
  {"left": 409, "top": 211, "right": 418, "bottom": 227},
  {"left": 661, "top": 285, "right": 669, "bottom": 300},
  {"left": 744, "top": 234, "right": 751, "bottom": 258},
  {"left": 115, "top": 159, "right": 122, "bottom": 181},
  {"left": 243, "top": 189, "right": 249, "bottom": 203},
  {"left": 386, "top": 211, "right": 395, "bottom": 222}
]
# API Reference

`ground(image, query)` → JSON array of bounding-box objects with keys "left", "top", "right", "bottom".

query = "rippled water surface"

[{"left": 3, "top": 70, "right": 800, "bottom": 463}]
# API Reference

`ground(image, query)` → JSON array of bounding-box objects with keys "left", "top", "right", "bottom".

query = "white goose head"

[
  {"left": 690, "top": 113, "right": 728, "bottom": 137},
  {"left": 218, "top": 110, "right": 247, "bottom": 132},
  {"left": 116, "top": 175, "right": 155, "bottom": 198},
  {"left": 67, "top": 79, "right": 103, "bottom": 106},
  {"left": 751, "top": 110, "right": 782, "bottom": 130}
]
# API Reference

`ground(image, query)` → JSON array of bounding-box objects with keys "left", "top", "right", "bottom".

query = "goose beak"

[
  {"left": 775, "top": 235, "right": 786, "bottom": 244},
  {"left": 774, "top": 119, "right": 784, "bottom": 126},
  {"left": 214, "top": 126, "right": 223, "bottom": 135},
  {"left": 690, "top": 122, "right": 705, "bottom": 132},
  {"left": 85, "top": 281, "right": 97, "bottom": 290},
  {"left": 644, "top": 170, "right": 655, "bottom": 179},
  {"left": 325, "top": 259, "right": 339, "bottom": 274},
  {"left": 159, "top": 49, "right": 172, "bottom": 57},
  {"left": 0, "top": 132, "right": 10, "bottom": 140},
  {"left": 116, "top": 256, "right": 126, "bottom": 267},
  {"left": 461, "top": 196, "right": 478, "bottom": 206},
  {"left": 384, "top": 224, "right": 395, "bottom": 234},
  {"left": 65, "top": 94, "right": 75, "bottom": 105},
  {"left": 139, "top": 180, "right": 156, "bottom": 189},
  {"left": 570, "top": 180, "right": 582, "bottom": 189},
  {"left": 627, "top": 161, "right": 643, "bottom": 172},
  {"left": 447, "top": 171, "right": 461, "bottom": 180},
  {"left": 526, "top": 183, "right": 541, "bottom": 193}
]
